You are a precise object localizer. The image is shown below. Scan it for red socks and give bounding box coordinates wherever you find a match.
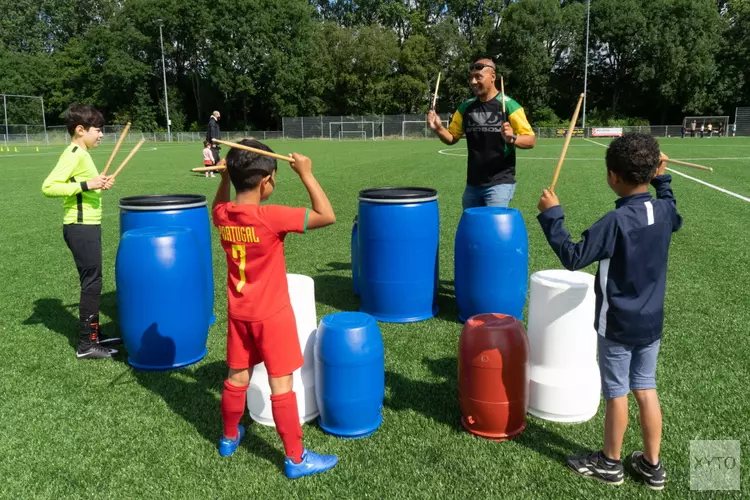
[221,380,248,439]
[271,391,304,463]
[221,383,304,462]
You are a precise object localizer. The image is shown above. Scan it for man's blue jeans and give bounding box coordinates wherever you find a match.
[461,183,517,209]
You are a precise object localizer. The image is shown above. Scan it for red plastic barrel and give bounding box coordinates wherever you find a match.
[459,313,529,441]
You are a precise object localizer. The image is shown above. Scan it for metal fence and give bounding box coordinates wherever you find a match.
[282,114,453,140]
[28,127,283,146]
[2,116,744,147]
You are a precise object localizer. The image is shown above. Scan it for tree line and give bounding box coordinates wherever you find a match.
[1,0,748,131]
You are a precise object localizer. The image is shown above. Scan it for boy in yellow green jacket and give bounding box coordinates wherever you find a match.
[42,104,120,359]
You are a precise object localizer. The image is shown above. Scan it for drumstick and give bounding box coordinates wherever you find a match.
[550,93,585,192]
[102,122,131,174]
[664,158,713,172]
[111,138,146,178]
[212,138,293,163]
[192,165,226,172]
[431,72,441,110]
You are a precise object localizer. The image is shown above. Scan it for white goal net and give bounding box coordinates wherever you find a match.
[683,115,729,137]
[1,94,48,146]
[328,121,377,140]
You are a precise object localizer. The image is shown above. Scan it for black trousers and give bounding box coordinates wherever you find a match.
[211,147,221,164]
[63,224,102,320]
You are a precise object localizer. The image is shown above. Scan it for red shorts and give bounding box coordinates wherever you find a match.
[204,160,215,166]
[226,305,303,376]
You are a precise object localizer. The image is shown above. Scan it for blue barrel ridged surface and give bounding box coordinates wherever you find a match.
[116,227,209,371]
[119,194,215,326]
[455,207,529,322]
[315,312,384,438]
[358,187,439,323]
[351,216,359,296]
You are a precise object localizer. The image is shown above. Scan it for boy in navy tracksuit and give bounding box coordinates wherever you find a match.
[537,133,682,490]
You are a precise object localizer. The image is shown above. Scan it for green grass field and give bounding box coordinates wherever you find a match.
[1,136,748,498]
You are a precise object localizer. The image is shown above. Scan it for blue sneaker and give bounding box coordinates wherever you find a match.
[218,425,245,457]
[284,449,338,479]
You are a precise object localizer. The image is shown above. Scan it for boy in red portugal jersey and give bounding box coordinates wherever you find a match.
[211,139,337,479]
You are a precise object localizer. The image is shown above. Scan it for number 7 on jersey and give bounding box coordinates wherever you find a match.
[231,244,247,292]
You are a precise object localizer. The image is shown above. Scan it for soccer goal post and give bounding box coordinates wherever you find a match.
[328,121,376,141]
[401,120,449,139]
[1,94,48,147]
[683,115,730,137]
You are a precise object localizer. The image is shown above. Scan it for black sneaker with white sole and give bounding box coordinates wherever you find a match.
[630,451,666,490]
[566,450,625,485]
[76,315,114,359]
[76,341,112,359]
[87,314,120,354]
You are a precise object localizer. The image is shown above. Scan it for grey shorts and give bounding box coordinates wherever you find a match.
[598,336,661,400]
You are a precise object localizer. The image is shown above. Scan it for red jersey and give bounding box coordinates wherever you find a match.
[213,202,308,321]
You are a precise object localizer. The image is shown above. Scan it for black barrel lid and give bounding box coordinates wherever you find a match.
[119,194,207,210]
[358,187,438,202]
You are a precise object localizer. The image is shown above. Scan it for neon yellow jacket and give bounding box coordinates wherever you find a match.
[42,143,102,224]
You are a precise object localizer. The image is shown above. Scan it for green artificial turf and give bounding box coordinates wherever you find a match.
[0,136,747,498]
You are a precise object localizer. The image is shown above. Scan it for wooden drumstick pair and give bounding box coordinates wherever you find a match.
[101,123,146,179]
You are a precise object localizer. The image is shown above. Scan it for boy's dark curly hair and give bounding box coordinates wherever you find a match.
[605,133,661,185]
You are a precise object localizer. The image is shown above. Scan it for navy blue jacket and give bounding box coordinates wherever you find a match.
[537,175,683,346]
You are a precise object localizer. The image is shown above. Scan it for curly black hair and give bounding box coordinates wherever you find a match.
[226,139,278,192]
[605,133,661,185]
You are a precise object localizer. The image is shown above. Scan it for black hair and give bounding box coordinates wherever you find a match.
[226,139,278,192]
[605,133,660,185]
[65,104,105,136]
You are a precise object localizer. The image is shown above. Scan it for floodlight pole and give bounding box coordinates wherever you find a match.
[2,94,8,148]
[157,20,172,142]
[41,96,48,145]
[582,0,591,130]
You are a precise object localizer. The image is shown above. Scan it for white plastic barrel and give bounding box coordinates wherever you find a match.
[246,274,319,426]
[526,270,600,423]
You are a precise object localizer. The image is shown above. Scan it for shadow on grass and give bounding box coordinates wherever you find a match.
[311,274,360,313]
[26,293,284,468]
[130,360,286,471]
[384,357,461,430]
[385,355,587,465]
[23,291,125,361]
[515,418,591,466]
[314,264,461,325]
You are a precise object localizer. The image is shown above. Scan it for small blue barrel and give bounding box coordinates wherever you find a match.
[455,207,529,322]
[358,187,439,322]
[116,227,209,370]
[119,195,215,326]
[351,216,359,296]
[315,312,384,438]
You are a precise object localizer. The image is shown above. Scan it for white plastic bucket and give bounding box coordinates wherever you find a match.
[246,274,319,426]
[527,270,601,423]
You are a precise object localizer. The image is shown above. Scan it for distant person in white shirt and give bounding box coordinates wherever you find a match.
[202,140,216,178]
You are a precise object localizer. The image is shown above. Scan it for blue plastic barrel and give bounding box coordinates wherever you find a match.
[116,227,209,370]
[315,312,384,438]
[119,195,215,326]
[358,187,439,322]
[351,216,359,296]
[455,207,529,322]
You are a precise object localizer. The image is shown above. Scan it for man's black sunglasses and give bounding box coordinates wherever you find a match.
[469,63,495,72]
